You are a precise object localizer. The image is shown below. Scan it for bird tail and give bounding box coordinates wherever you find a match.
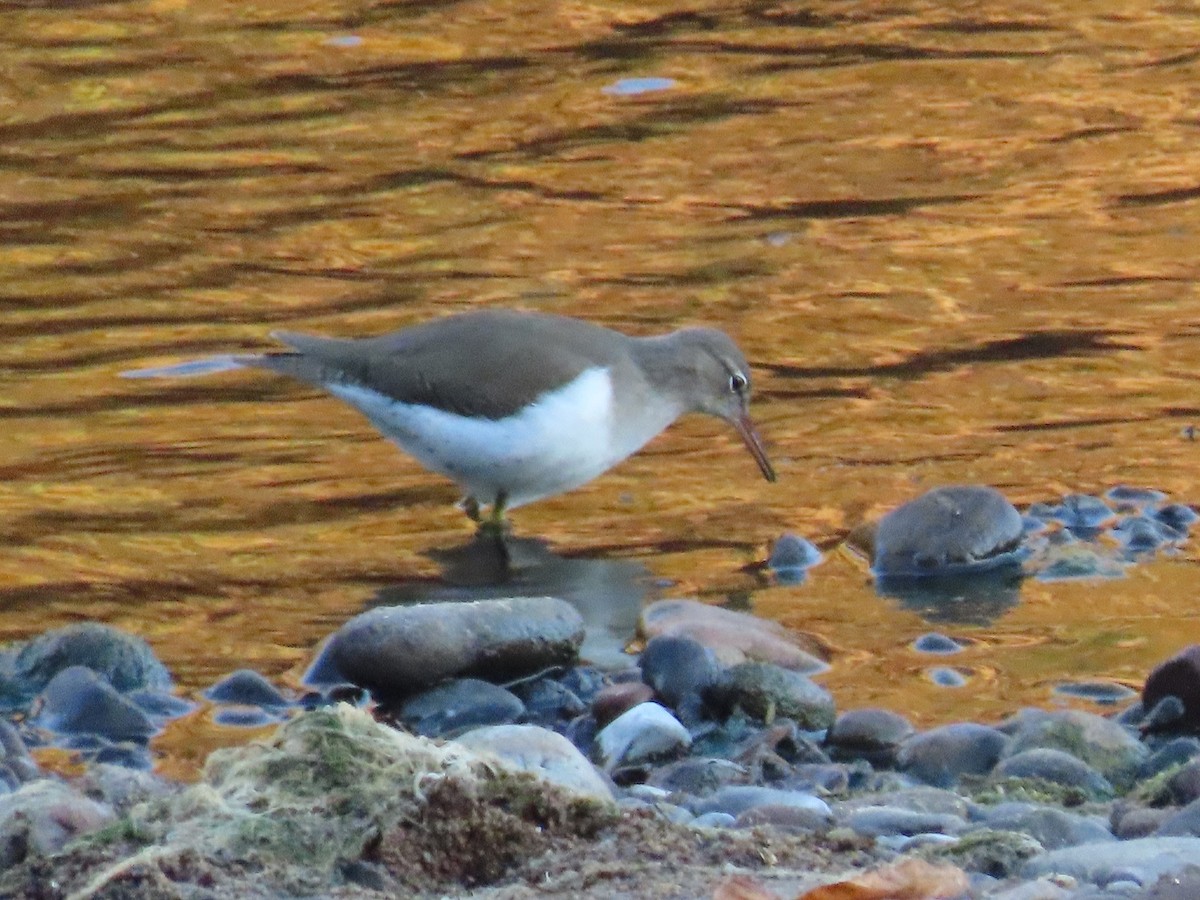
[122,343,335,388]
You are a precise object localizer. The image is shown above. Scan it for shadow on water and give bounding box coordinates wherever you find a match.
[374,533,655,669]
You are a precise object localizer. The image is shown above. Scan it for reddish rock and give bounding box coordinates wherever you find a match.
[593,682,655,728]
[638,599,829,673]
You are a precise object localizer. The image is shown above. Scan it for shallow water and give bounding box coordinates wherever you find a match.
[3,0,1200,772]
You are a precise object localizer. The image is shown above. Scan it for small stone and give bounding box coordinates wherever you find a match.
[639,634,721,710]
[1155,503,1198,534]
[928,667,968,687]
[693,785,831,821]
[645,757,747,795]
[826,708,915,766]
[213,706,281,728]
[897,723,1010,788]
[843,805,966,837]
[34,667,156,744]
[975,803,1113,851]
[1155,796,1200,837]
[1022,836,1200,884]
[992,749,1114,799]
[708,662,835,730]
[736,803,831,832]
[912,633,966,655]
[594,702,690,772]
[1105,486,1167,508]
[397,678,524,737]
[204,670,290,708]
[454,724,614,804]
[768,533,822,583]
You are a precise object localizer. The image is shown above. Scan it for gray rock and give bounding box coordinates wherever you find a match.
[34,666,156,744]
[1002,708,1148,791]
[0,780,116,869]
[933,828,1045,878]
[454,724,614,804]
[1022,836,1200,884]
[76,763,175,813]
[639,634,721,710]
[1140,864,1200,899]
[1155,796,1200,837]
[691,811,736,829]
[974,802,1114,850]
[646,757,747,795]
[843,804,966,837]
[836,785,976,818]
[825,708,915,765]
[0,623,171,711]
[897,722,1010,787]
[709,661,835,730]
[325,597,585,698]
[993,748,1115,798]
[873,485,1024,574]
[694,785,831,822]
[397,678,524,737]
[594,702,690,771]
[735,803,831,832]
[204,669,290,708]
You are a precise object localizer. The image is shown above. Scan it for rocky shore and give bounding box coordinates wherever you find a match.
[1,487,1198,899]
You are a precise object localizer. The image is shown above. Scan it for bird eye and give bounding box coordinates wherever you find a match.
[729,372,749,394]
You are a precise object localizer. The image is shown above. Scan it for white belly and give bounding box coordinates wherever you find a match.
[326,367,675,508]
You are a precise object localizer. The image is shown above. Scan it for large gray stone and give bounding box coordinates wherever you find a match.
[1001,708,1148,791]
[324,597,585,698]
[897,722,1010,787]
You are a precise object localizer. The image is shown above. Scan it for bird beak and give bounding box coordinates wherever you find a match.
[732,413,776,482]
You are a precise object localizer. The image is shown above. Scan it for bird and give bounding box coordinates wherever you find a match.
[124,309,776,527]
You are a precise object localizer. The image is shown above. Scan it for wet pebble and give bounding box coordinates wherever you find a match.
[397,678,524,737]
[322,597,585,700]
[1053,494,1115,533]
[645,756,747,795]
[872,485,1024,575]
[707,661,835,730]
[204,669,291,708]
[639,634,720,712]
[843,804,967,837]
[1112,515,1181,552]
[1154,796,1200,837]
[0,720,39,785]
[693,784,831,822]
[897,722,1010,787]
[1105,486,1167,509]
[993,748,1115,799]
[913,632,966,654]
[212,705,282,728]
[1036,547,1127,581]
[34,667,156,745]
[735,802,831,832]
[594,702,691,772]
[510,676,586,726]
[825,708,915,767]
[928,667,969,687]
[767,533,822,583]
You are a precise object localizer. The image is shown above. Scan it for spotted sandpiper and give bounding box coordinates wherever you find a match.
[125,309,776,526]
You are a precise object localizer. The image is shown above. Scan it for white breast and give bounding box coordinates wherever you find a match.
[325,367,678,508]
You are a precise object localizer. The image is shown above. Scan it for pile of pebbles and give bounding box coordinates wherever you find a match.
[0,485,1197,897]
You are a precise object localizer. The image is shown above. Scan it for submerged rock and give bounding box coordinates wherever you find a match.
[872,485,1025,576]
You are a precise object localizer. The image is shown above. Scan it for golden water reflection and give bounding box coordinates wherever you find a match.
[2,1,1200,770]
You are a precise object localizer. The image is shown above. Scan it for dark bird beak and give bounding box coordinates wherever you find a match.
[732,413,776,482]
